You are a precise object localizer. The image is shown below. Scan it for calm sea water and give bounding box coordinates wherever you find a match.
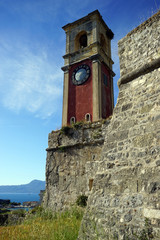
[0,193,40,204]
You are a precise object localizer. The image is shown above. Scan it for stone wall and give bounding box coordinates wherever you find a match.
[43,120,110,211]
[78,11,160,240]
[118,12,160,78]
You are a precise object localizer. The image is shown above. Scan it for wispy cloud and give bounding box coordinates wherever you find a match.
[0,38,63,119]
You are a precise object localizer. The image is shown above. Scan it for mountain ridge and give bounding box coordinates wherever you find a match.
[0,180,45,194]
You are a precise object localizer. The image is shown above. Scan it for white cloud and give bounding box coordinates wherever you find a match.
[0,39,63,119]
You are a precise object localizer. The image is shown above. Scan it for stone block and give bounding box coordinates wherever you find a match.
[133,134,154,147]
[144,209,160,220]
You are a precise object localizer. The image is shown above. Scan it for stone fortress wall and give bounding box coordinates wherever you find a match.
[43,11,160,239]
[43,120,110,211]
[78,11,160,239]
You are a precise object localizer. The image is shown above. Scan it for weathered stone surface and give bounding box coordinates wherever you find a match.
[78,11,160,240]
[43,121,110,211]
[118,11,160,78]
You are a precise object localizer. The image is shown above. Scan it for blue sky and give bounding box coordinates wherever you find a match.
[0,0,159,185]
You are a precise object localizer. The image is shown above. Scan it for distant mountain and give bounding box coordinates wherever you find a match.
[0,180,45,194]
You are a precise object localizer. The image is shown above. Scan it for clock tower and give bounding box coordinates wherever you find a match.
[62,10,115,126]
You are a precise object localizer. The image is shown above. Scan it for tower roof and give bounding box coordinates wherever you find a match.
[62,10,114,39]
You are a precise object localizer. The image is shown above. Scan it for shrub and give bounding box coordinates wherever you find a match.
[10,202,21,206]
[30,205,43,215]
[11,209,26,217]
[60,126,73,136]
[76,195,88,207]
[58,146,65,152]
[73,121,83,129]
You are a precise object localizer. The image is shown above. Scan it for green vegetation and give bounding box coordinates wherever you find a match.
[10,202,21,206]
[58,145,66,152]
[60,118,112,136]
[1,207,159,240]
[73,121,84,129]
[60,125,73,136]
[92,129,102,139]
[60,118,111,136]
[0,206,84,240]
[0,209,10,215]
[60,121,84,136]
[11,209,26,218]
[76,195,88,207]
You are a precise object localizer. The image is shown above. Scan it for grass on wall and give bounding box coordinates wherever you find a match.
[0,206,84,240]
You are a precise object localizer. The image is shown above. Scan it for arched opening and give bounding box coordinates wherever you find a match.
[85,113,91,122]
[75,31,88,51]
[79,34,87,48]
[70,117,75,125]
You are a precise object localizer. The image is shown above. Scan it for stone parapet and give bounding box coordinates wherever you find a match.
[47,120,110,150]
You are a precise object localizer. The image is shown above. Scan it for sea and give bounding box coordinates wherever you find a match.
[0,193,40,204]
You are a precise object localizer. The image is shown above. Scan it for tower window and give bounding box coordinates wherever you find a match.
[75,31,88,51]
[103,73,108,87]
[85,113,91,122]
[70,117,75,125]
[79,34,87,48]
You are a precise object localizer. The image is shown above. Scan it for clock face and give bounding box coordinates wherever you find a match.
[72,64,90,85]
